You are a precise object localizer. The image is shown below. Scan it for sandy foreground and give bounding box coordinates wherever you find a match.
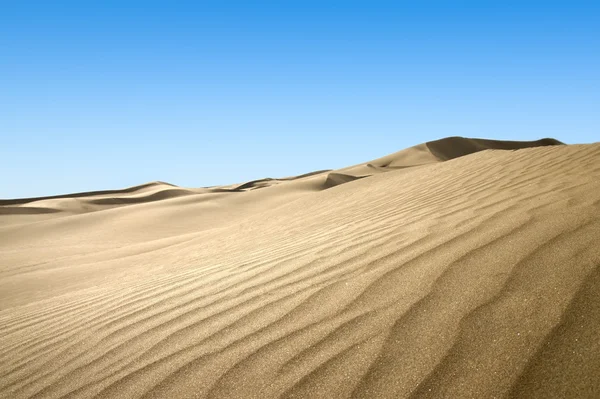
[1,136,599,398]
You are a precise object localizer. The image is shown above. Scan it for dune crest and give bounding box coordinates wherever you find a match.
[2,136,599,399]
[425,136,563,161]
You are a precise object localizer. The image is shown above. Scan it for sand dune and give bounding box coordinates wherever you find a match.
[0,182,199,227]
[0,181,179,207]
[323,173,367,189]
[1,136,599,398]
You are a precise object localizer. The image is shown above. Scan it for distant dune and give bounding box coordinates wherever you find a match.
[2,136,600,399]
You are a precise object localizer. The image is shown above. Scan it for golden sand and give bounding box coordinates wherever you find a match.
[1,137,599,398]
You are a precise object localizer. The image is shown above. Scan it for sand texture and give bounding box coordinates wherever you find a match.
[1,136,600,398]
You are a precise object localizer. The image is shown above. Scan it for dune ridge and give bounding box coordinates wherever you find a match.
[0,137,563,222]
[0,181,177,206]
[1,137,599,399]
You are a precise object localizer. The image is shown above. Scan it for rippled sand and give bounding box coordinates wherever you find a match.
[1,137,599,398]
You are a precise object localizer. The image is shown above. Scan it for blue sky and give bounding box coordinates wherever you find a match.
[2,1,599,198]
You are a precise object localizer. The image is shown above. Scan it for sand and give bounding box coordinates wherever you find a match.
[1,136,599,398]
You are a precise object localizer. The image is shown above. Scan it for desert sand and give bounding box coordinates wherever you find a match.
[1,136,599,398]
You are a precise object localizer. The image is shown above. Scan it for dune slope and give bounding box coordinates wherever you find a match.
[1,137,599,399]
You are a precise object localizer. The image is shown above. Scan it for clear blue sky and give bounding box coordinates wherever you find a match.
[2,1,599,198]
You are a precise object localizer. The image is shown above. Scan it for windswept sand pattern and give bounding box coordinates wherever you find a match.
[1,139,600,398]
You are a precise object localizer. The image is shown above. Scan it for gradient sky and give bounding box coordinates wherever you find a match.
[2,1,599,198]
